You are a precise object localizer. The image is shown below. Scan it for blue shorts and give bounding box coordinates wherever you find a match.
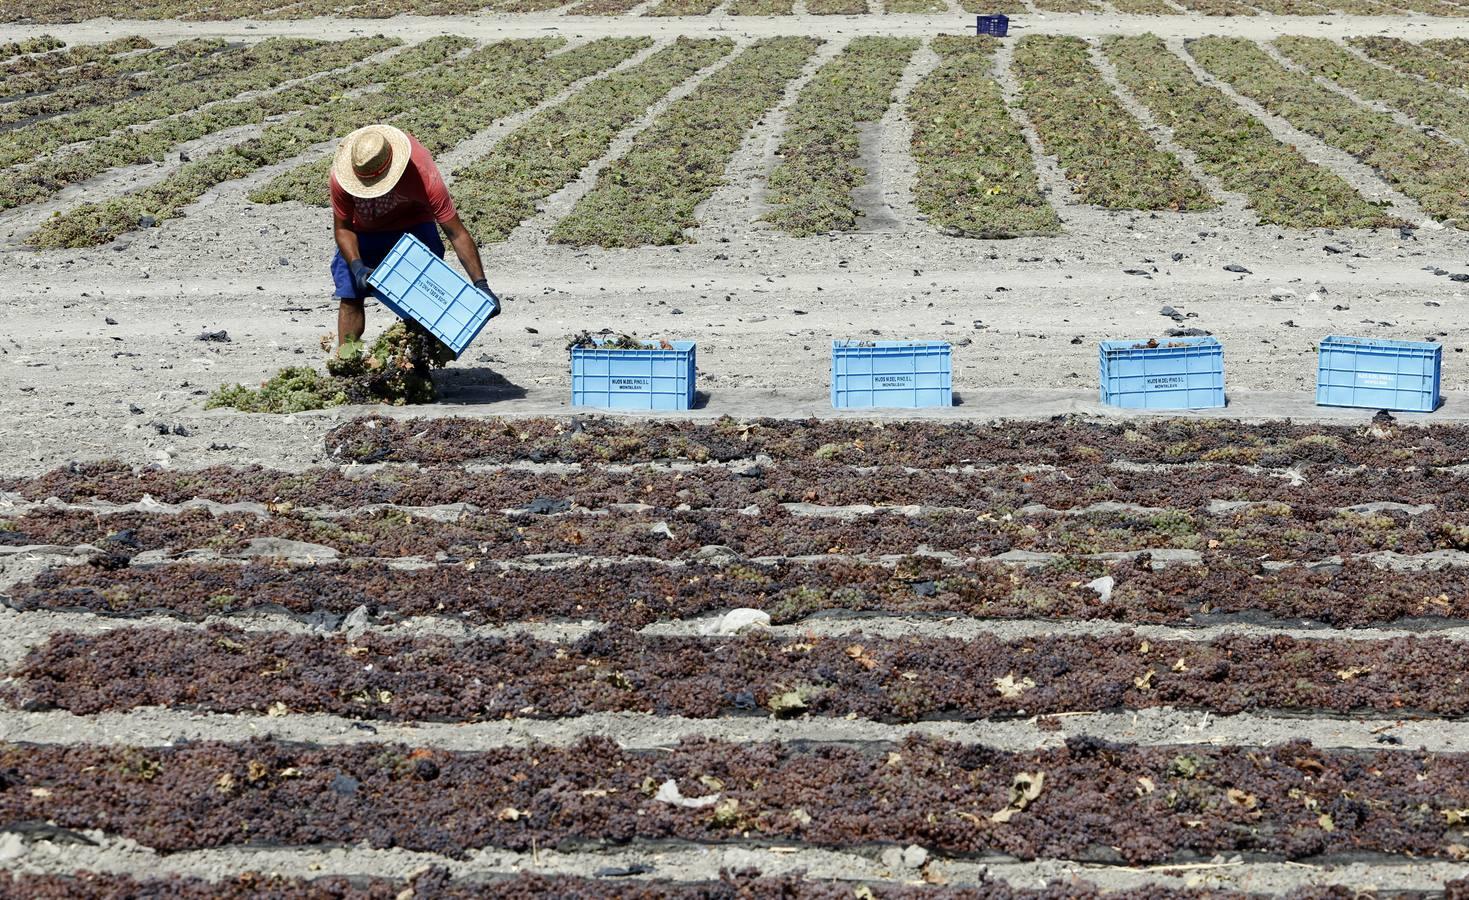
[331,221,445,301]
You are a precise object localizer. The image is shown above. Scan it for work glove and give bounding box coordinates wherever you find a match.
[474,278,501,320]
[349,259,374,296]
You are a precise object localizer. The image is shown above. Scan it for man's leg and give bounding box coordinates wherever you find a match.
[338,297,366,346]
[329,247,363,348]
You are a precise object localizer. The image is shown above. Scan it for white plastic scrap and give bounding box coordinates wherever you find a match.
[653,779,720,808]
[707,608,771,636]
[1085,576,1114,604]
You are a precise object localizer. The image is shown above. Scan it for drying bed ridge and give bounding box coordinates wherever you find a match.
[0,36,360,171]
[0,36,402,213]
[16,550,1469,629]
[907,35,1060,238]
[451,37,734,243]
[321,415,1469,468]
[1187,35,1469,228]
[12,625,1469,721]
[246,36,653,208]
[11,457,1469,513]
[5,736,1469,865]
[13,34,1469,245]
[0,37,230,129]
[9,499,1469,560]
[1013,34,1213,212]
[2,868,1465,897]
[28,37,595,248]
[16,0,1469,16]
[1101,35,1396,228]
[550,36,820,247]
[764,35,919,235]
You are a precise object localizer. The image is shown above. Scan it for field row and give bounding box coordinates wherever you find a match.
[13,550,1469,627]
[8,499,1469,559]
[8,871,1403,900]
[9,0,1469,19]
[2,736,1468,865]
[12,33,1469,247]
[14,624,1469,720]
[321,415,1469,467]
[12,456,1469,512]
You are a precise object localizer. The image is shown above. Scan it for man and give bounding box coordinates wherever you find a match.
[329,123,498,347]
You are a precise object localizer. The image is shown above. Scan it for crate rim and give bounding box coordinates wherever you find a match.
[1319,334,1442,352]
[1099,336,1222,352]
[832,339,951,351]
[571,339,696,353]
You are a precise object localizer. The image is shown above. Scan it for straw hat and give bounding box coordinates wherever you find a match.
[333,124,412,200]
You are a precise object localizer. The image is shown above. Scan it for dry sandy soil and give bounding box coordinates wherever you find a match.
[2,13,1469,474]
[4,11,1469,897]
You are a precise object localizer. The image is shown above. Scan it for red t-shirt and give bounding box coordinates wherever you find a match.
[329,133,457,233]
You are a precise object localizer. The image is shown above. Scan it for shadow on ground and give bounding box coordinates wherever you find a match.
[433,367,529,404]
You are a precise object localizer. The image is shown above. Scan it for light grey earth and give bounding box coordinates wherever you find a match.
[2,10,1469,893]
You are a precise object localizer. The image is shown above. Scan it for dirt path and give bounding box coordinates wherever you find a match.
[8,10,1469,43]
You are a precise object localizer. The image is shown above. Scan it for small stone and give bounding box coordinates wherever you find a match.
[1324,244,1346,254]
[138,215,157,228]
[105,316,118,325]
[197,330,230,343]
[1171,252,1184,262]
[304,610,343,632]
[330,774,359,796]
[593,865,654,878]
[341,604,371,636]
[1451,274,1469,283]
[902,844,929,869]
[1223,264,1251,274]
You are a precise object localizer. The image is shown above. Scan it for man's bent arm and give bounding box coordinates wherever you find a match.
[334,217,362,264]
[441,214,486,284]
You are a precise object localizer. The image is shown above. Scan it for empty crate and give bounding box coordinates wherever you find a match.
[831,340,953,409]
[975,14,1008,36]
[1316,336,1441,413]
[571,340,696,411]
[366,233,499,358]
[1099,337,1225,410]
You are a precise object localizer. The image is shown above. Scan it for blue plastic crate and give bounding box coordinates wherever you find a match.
[571,340,696,411]
[1099,337,1225,410]
[1316,335,1441,413]
[975,14,1008,36]
[365,233,499,359]
[831,340,953,409]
